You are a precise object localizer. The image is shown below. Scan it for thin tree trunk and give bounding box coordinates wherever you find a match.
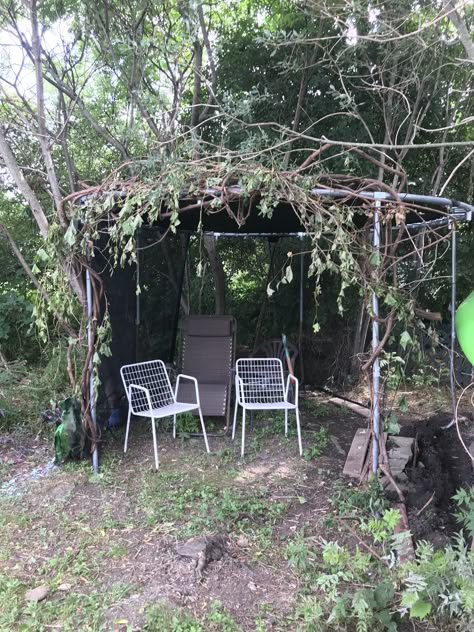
[282,48,317,170]
[0,126,49,238]
[443,0,474,62]
[31,0,67,226]
[191,40,203,128]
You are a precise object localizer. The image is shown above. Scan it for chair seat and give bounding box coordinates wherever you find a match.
[133,401,198,419]
[241,401,296,410]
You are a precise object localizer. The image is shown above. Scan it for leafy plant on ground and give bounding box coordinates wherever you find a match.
[301,399,350,418]
[138,472,287,537]
[303,426,329,461]
[144,600,241,632]
[284,480,474,631]
[453,486,474,540]
[328,477,388,520]
[0,573,133,631]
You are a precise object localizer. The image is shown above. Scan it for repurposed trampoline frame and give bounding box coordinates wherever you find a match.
[86,188,474,473]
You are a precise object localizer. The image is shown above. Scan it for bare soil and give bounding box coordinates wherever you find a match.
[398,414,474,547]
[1,390,473,631]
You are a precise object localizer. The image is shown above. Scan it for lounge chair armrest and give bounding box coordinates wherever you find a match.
[175,373,200,406]
[285,374,299,406]
[128,383,153,413]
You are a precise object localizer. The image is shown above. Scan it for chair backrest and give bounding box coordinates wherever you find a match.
[120,360,174,414]
[181,316,235,384]
[236,358,285,404]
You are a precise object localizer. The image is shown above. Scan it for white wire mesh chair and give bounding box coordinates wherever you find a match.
[232,358,303,458]
[120,359,210,469]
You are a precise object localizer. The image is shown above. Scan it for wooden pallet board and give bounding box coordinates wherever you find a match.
[393,502,416,562]
[343,428,371,478]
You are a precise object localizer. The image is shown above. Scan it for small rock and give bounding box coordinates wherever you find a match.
[177,536,208,558]
[237,536,249,548]
[25,585,49,602]
[58,583,71,592]
[49,482,75,503]
[248,581,257,592]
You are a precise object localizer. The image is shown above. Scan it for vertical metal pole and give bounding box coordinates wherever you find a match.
[135,231,140,361]
[298,239,305,385]
[371,195,382,474]
[450,221,457,421]
[86,269,99,474]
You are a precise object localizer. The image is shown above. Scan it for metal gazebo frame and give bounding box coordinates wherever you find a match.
[86,187,474,474]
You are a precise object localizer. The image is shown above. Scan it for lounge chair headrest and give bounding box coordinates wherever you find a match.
[184,316,234,337]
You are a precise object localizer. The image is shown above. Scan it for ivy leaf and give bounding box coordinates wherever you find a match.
[398,395,409,412]
[400,331,412,350]
[384,293,397,306]
[369,251,382,268]
[37,248,49,262]
[64,222,77,246]
[410,600,431,619]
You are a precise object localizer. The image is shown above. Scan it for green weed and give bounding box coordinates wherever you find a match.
[301,399,349,418]
[138,473,287,538]
[303,426,329,460]
[144,600,241,631]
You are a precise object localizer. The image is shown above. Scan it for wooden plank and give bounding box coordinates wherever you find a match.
[393,502,416,563]
[343,428,371,478]
[329,397,370,418]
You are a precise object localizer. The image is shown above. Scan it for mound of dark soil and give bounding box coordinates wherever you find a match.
[398,415,474,547]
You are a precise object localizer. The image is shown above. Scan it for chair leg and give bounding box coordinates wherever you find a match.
[151,417,159,470]
[241,408,246,458]
[232,398,239,441]
[295,408,303,457]
[173,414,177,439]
[284,409,288,436]
[124,407,132,454]
[198,407,210,453]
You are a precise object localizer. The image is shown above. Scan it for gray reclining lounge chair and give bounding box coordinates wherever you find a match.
[177,315,236,426]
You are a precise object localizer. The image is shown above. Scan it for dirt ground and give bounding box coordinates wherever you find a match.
[0,389,473,631]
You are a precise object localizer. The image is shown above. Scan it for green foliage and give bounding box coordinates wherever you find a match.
[329,477,388,519]
[284,531,316,573]
[145,602,205,632]
[0,343,74,431]
[303,426,329,461]
[0,289,35,360]
[453,486,474,540]
[138,472,287,536]
[163,412,200,437]
[301,399,350,418]
[400,536,474,625]
[144,600,241,632]
[0,572,132,631]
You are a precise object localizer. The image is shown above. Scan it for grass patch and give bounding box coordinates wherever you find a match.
[144,600,242,631]
[0,573,134,631]
[138,471,288,537]
[301,398,350,418]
